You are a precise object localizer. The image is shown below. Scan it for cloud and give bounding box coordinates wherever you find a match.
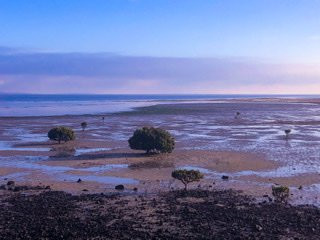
[0,47,320,93]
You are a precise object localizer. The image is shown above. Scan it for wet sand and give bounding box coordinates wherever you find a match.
[1,97,320,205]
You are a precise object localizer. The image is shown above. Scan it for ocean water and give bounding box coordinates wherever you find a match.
[0,93,319,117]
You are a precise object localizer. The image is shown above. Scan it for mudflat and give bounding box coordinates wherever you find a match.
[1,98,320,205]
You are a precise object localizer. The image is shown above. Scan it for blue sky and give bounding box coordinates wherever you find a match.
[0,0,320,93]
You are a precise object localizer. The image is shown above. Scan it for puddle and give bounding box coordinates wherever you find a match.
[0,157,128,173]
[75,148,112,156]
[4,128,47,142]
[0,156,136,185]
[178,164,320,182]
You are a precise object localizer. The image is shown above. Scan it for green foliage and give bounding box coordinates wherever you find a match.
[48,126,75,144]
[272,185,290,203]
[171,169,204,190]
[128,127,175,153]
[81,122,88,131]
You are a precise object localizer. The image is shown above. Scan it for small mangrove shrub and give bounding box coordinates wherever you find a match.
[272,185,290,203]
[284,129,291,139]
[48,126,75,144]
[128,127,175,154]
[81,122,88,131]
[171,169,204,190]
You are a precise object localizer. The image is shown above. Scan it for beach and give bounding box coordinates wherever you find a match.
[1,97,320,206]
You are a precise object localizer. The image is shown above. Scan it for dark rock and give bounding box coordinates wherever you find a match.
[77,178,82,183]
[133,187,138,192]
[7,181,15,186]
[298,185,303,190]
[82,189,88,192]
[0,188,319,239]
[221,175,229,180]
[115,185,124,190]
[255,225,263,231]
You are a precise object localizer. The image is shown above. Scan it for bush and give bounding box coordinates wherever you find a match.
[272,185,289,203]
[128,127,175,154]
[171,169,204,190]
[284,129,291,139]
[81,122,87,131]
[48,126,75,144]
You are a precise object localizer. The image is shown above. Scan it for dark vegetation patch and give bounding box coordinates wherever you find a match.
[0,189,319,239]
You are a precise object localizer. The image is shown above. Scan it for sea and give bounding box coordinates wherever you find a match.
[0,93,319,117]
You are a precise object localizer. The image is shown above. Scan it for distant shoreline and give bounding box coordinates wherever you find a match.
[1,96,320,118]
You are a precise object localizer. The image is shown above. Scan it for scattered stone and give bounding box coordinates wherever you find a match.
[298,185,303,190]
[215,203,225,207]
[45,186,51,190]
[255,225,263,231]
[77,178,82,183]
[7,181,15,186]
[133,187,138,192]
[221,175,229,180]
[115,185,124,190]
[82,189,88,192]
[6,181,15,190]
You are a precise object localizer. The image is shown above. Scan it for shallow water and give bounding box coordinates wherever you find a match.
[1,100,320,201]
[0,156,135,185]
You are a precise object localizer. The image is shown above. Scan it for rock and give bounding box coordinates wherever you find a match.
[6,181,15,190]
[115,185,124,190]
[221,175,229,180]
[133,187,138,192]
[298,185,303,190]
[82,189,88,192]
[215,204,225,207]
[77,178,82,183]
[7,181,15,186]
[255,225,263,231]
[45,186,51,190]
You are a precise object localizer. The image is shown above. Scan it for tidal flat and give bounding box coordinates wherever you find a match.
[1,98,320,239]
[1,98,320,204]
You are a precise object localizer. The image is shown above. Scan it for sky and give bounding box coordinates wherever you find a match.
[0,0,320,94]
